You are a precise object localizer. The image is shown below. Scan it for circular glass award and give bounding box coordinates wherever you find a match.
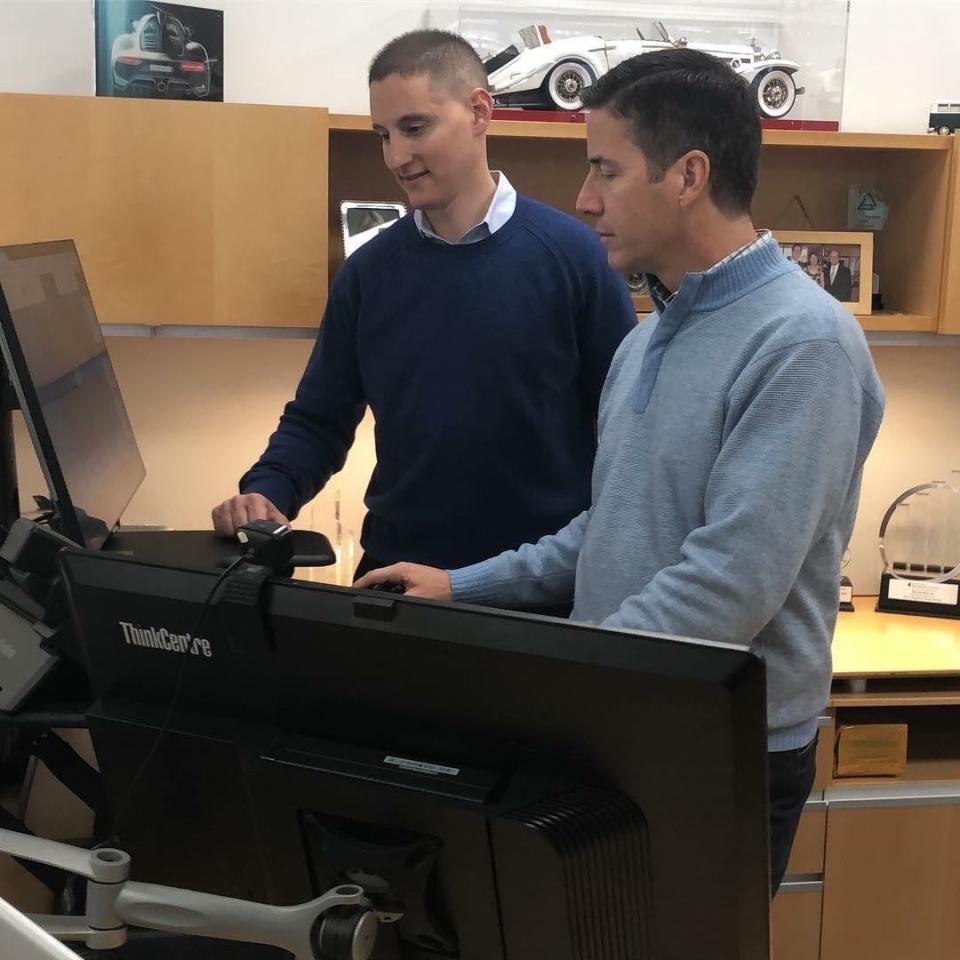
[878,472,960,584]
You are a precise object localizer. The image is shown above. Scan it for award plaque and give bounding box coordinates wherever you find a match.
[877,474,960,618]
[839,548,854,612]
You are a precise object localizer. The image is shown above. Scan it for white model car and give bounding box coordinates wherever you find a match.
[485,22,803,119]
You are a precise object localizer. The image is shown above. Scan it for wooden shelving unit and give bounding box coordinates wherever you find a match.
[3,98,950,334]
[330,114,954,150]
[329,116,960,335]
[857,311,938,332]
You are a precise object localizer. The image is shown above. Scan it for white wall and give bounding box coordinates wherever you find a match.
[224,0,430,110]
[841,0,960,133]
[12,334,958,596]
[847,347,960,594]
[0,0,93,95]
[4,0,960,130]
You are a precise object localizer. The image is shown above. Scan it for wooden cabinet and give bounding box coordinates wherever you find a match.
[941,142,960,335]
[0,94,329,327]
[815,650,960,960]
[785,804,827,876]
[820,793,960,960]
[2,97,956,332]
[755,133,953,333]
[330,116,958,334]
[773,599,960,960]
[771,798,827,960]
[772,883,823,960]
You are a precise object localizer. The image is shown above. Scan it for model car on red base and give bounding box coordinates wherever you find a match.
[486,21,803,119]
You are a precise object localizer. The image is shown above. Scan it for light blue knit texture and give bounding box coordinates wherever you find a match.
[450,234,885,751]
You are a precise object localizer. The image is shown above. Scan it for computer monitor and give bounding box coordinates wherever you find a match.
[61,548,770,960]
[0,240,145,549]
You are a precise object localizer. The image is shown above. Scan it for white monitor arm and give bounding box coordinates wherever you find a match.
[0,827,401,960]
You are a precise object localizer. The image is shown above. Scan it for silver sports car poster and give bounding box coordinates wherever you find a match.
[95,1,224,102]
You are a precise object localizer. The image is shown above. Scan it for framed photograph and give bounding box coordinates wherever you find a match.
[774,230,874,315]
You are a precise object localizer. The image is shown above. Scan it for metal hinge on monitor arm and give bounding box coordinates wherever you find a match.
[0,828,402,960]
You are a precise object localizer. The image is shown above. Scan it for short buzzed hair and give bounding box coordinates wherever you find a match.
[368,29,489,94]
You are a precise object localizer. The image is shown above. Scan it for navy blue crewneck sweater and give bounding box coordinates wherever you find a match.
[240,196,636,568]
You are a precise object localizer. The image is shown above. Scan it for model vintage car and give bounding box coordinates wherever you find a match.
[486,21,803,119]
[111,10,212,99]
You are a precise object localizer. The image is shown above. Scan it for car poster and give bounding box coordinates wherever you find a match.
[95,1,223,102]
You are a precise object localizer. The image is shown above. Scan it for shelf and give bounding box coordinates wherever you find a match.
[329,114,589,139]
[857,311,938,332]
[329,113,373,131]
[329,114,957,337]
[761,130,953,150]
[829,764,960,788]
[834,765,960,787]
[832,688,960,708]
[329,115,955,152]
[489,119,590,140]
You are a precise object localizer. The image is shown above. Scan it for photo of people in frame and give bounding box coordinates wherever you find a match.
[782,241,861,304]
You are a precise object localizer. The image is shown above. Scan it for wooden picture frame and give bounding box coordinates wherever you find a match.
[773,230,874,315]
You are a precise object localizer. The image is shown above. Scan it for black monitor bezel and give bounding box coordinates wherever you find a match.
[60,547,772,958]
[0,239,144,548]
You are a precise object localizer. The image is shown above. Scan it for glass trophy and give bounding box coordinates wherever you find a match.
[876,473,960,617]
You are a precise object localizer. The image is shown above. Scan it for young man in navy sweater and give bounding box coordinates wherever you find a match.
[211,31,635,597]
[357,49,885,893]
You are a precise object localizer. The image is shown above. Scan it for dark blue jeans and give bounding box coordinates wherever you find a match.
[769,733,819,895]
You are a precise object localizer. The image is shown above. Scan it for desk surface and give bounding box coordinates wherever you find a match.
[833,598,960,677]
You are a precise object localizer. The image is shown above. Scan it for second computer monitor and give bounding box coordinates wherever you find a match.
[0,240,145,548]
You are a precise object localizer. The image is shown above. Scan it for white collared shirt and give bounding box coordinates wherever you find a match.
[414,170,517,244]
[829,262,839,283]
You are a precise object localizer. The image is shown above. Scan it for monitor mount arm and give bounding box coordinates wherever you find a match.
[0,828,401,960]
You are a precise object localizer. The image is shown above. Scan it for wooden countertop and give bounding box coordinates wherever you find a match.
[833,598,960,677]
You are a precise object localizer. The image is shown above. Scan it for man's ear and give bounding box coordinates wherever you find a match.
[468,87,494,133]
[676,150,711,208]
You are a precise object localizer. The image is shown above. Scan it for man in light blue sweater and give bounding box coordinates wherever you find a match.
[357,49,885,892]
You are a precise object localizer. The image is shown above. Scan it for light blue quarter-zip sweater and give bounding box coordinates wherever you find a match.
[450,234,885,751]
